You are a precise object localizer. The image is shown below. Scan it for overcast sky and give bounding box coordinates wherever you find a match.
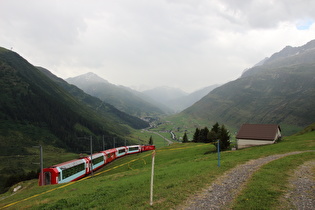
[1,0,314,92]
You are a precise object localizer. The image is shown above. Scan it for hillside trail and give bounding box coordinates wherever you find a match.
[280,159,315,209]
[177,150,314,210]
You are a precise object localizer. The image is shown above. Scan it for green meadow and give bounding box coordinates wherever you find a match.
[0,129,314,209]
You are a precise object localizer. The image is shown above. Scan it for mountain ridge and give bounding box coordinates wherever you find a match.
[66,73,167,117]
[181,40,315,135]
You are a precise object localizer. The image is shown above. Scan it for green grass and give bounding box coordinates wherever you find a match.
[0,130,314,209]
[130,129,173,149]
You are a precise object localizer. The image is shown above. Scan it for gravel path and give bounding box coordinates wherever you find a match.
[281,159,315,209]
[177,151,314,210]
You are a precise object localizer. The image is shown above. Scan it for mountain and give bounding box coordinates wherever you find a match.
[38,67,149,130]
[0,47,148,156]
[142,86,188,104]
[66,72,109,86]
[142,85,220,113]
[166,85,220,112]
[142,86,188,113]
[182,40,315,135]
[66,73,167,117]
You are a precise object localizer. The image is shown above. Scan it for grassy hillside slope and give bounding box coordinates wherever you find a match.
[1,125,314,209]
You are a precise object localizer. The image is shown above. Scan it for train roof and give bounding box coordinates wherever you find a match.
[86,152,104,160]
[52,158,86,169]
[128,145,141,147]
[102,148,117,153]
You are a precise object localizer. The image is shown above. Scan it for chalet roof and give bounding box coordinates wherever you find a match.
[236,124,281,141]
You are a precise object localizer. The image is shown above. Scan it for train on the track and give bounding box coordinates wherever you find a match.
[39,145,155,186]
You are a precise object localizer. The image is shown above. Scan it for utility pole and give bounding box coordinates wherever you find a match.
[33,145,44,186]
[217,139,220,167]
[78,136,93,176]
[102,135,105,151]
[90,136,93,175]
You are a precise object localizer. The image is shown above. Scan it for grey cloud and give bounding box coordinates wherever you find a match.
[220,0,315,29]
[0,0,314,92]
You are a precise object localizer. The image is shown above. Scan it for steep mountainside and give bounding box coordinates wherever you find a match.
[0,47,148,155]
[182,40,315,135]
[38,67,149,130]
[66,73,166,117]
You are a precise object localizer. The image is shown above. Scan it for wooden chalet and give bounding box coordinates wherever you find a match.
[236,124,281,149]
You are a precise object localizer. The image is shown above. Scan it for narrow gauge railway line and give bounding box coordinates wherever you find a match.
[39,145,155,186]
[0,150,156,210]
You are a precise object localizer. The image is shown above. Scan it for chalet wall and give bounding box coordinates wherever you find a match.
[237,139,275,149]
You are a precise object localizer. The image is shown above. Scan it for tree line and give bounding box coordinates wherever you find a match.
[182,122,230,151]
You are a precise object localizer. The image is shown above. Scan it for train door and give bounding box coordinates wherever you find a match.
[44,172,51,185]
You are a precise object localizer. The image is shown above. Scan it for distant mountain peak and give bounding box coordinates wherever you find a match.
[266,39,315,63]
[242,39,315,78]
[67,72,109,84]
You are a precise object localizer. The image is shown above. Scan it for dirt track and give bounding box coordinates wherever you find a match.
[177,151,314,210]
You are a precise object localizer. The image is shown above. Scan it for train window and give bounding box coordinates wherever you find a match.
[128,147,139,151]
[118,149,125,154]
[107,154,111,159]
[92,156,104,165]
[62,163,85,180]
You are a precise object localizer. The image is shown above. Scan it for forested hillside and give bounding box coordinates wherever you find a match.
[0,47,148,154]
[38,67,149,130]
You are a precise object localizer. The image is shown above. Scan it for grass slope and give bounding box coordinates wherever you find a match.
[0,128,314,209]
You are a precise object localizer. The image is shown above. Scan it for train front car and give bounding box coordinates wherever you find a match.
[39,167,59,186]
[39,158,89,185]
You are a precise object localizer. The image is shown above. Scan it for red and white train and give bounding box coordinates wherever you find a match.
[39,145,155,186]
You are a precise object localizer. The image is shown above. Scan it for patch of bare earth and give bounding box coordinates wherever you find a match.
[279,160,315,209]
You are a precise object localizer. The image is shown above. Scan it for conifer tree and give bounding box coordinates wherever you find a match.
[193,128,200,142]
[219,125,230,150]
[149,136,153,145]
[200,127,209,143]
[182,132,188,143]
[208,122,220,143]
